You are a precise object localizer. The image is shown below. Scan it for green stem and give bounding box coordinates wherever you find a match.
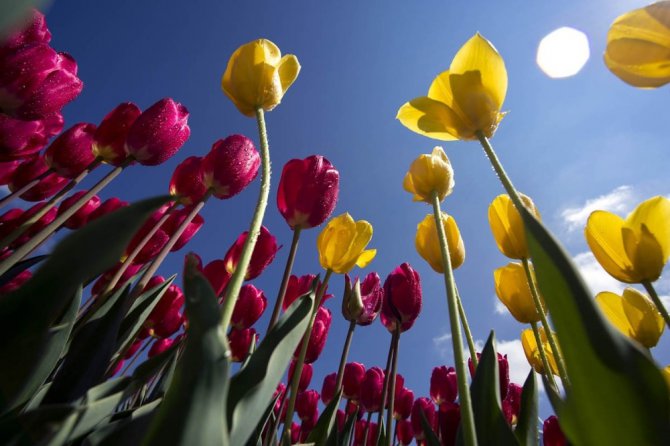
[531,321,559,392]
[375,329,396,445]
[362,412,372,446]
[431,190,478,446]
[385,327,400,446]
[0,163,127,276]
[121,337,151,376]
[643,281,670,328]
[476,132,526,214]
[220,107,272,333]
[456,287,478,368]
[522,258,570,388]
[335,320,357,392]
[267,226,302,331]
[281,269,333,442]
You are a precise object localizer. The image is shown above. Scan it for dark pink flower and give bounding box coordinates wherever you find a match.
[439,401,460,446]
[354,419,377,446]
[1,9,51,53]
[57,190,101,230]
[343,362,366,400]
[430,366,458,405]
[288,361,313,392]
[123,204,171,263]
[169,156,207,205]
[0,114,48,160]
[228,327,257,362]
[148,337,174,358]
[152,308,184,338]
[321,372,337,405]
[397,419,414,446]
[360,367,385,413]
[296,389,319,422]
[202,134,260,199]
[92,102,141,166]
[9,155,67,201]
[543,415,567,446]
[283,274,333,310]
[0,269,31,294]
[223,225,279,280]
[272,382,286,415]
[124,339,144,359]
[343,272,383,325]
[91,262,142,297]
[502,382,522,425]
[411,397,436,441]
[231,284,267,329]
[87,197,129,221]
[44,122,97,177]
[163,206,204,252]
[302,306,331,364]
[380,263,422,333]
[394,387,414,420]
[0,208,23,240]
[10,202,57,249]
[0,160,19,184]
[201,259,231,297]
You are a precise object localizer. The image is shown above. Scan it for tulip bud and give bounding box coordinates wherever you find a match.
[124,339,144,359]
[357,272,383,325]
[317,213,376,274]
[521,327,559,375]
[321,372,337,405]
[57,190,101,229]
[148,337,174,358]
[0,269,31,294]
[44,122,97,178]
[169,156,207,205]
[543,415,567,446]
[152,308,184,338]
[224,225,279,280]
[430,366,458,405]
[229,327,257,362]
[411,397,436,441]
[502,382,522,425]
[296,389,319,421]
[0,114,47,161]
[9,155,67,201]
[342,274,364,321]
[439,401,460,446]
[125,98,190,166]
[494,262,542,324]
[283,274,332,310]
[221,39,300,116]
[394,387,414,420]
[342,362,366,400]
[230,284,267,329]
[87,197,129,221]
[163,206,204,251]
[403,146,454,203]
[92,102,141,166]
[288,361,313,392]
[201,259,231,297]
[360,367,385,412]
[397,419,414,446]
[381,263,422,333]
[289,422,300,444]
[11,203,57,248]
[147,283,185,325]
[488,193,541,260]
[0,208,23,240]
[354,419,378,446]
[301,306,331,364]
[0,161,19,184]
[202,134,260,199]
[277,155,339,229]
[415,212,465,273]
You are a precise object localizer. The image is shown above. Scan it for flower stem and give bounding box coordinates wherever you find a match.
[643,281,670,328]
[0,163,127,276]
[522,258,570,388]
[375,328,396,445]
[220,107,272,333]
[335,320,357,392]
[531,321,559,392]
[431,190,478,446]
[456,286,478,368]
[385,326,400,446]
[281,269,332,443]
[121,337,151,376]
[362,412,372,446]
[0,169,51,210]
[476,132,526,213]
[267,226,302,332]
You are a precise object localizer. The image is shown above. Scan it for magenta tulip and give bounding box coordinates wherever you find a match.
[44,122,96,177]
[231,284,267,329]
[92,102,142,166]
[321,372,337,405]
[543,415,567,446]
[380,263,422,333]
[288,361,313,392]
[169,156,207,205]
[87,197,129,221]
[202,134,260,199]
[9,155,67,201]
[148,338,174,358]
[430,366,458,405]
[360,367,385,413]
[228,327,257,362]
[411,397,436,441]
[57,190,101,229]
[343,362,366,400]
[223,225,278,280]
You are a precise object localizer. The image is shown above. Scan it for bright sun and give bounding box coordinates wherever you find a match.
[537,27,590,78]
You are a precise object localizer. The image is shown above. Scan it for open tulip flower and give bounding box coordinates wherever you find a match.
[317,213,376,274]
[488,193,541,260]
[222,39,300,117]
[596,288,664,348]
[403,146,454,203]
[585,196,670,284]
[415,212,465,273]
[397,33,507,141]
[605,1,670,88]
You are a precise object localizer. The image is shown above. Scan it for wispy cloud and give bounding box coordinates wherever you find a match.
[560,185,634,232]
[494,299,508,315]
[572,251,625,295]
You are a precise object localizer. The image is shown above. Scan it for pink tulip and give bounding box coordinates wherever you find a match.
[148,337,174,358]
[302,306,331,364]
[380,263,422,333]
[57,190,101,229]
[411,397,436,441]
[296,389,319,421]
[439,401,460,446]
[202,134,260,199]
[343,362,366,400]
[321,372,337,405]
[169,156,207,205]
[9,155,67,201]
[288,361,313,392]
[87,197,129,221]
[163,205,204,251]
[394,387,414,420]
[92,102,141,166]
[543,415,567,446]
[430,366,458,405]
[45,122,97,177]
[223,225,279,280]
[231,284,267,329]
[228,327,257,362]
[360,367,385,413]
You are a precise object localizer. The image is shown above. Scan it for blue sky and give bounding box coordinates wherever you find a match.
[40,0,670,423]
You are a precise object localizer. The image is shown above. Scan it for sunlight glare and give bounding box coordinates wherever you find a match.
[537,27,590,78]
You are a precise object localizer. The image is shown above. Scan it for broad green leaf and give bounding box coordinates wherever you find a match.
[125,339,181,404]
[306,389,342,445]
[0,0,48,39]
[243,395,279,446]
[141,256,230,446]
[418,407,440,446]
[335,406,357,446]
[227,288,315,446]
[82,400,160,446]
[522,208,670,445]
[470,332,518,446]
[514,371,538,446]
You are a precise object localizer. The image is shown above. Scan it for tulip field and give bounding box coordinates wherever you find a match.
[0,1,669,445]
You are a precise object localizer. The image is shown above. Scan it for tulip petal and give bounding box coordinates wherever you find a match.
[626,196,670,261]
[356,249,377,269]
[622,225,665,282]
[585,211,636,283]
[428,70,458,109]
[449,71,503,138]
[604,50,670,88]
[396,97,464,141]
[596,291,634,337]
[278,54,301,94]
[621,288,664,348]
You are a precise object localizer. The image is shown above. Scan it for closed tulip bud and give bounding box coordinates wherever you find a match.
[0,269,31,294]
[163,206,204,252]
[289,422,300,444]
[92,102,141,166]
[296,389,320,421]
[381,263,422,333]
[0,114,48,160]
[45,122,97,177]
[42,112,64,138]
[411,397,436,441]
[415,212,465,273]
[222,39,300,116]
[488,194,541,260]
[586,196,670,283]
[169,156,207,205]
[342,274,364,321]
[9,155,67,201]
[124,204,171,262]
[224,225,279,280]
[343,362,366,399]
[277,155,339,229]
[317,213,376,274]
[403,147,454,203]
[148,337,174,358]
[357,272,383,325]
[202,135,260,199]
[321,372,337,405]
[394,387,414,420]
[430,366,458,404]
[148,283,185,324]
[302,306,331,363]
[502,382,522,425]
[543,415,567,446]
[288,361,313,392]
[0,161,19,184]
[87,197,129,221]
[57,190,101,229]
[125,98,190,166]
[521,327,559,375]
[124,339,144,359]
[360,367,385,412]
[596,287,664,348]
[397,419,414,445]
[283,274,332,310]
[231,284,267,329]
[2,9,51,51]
[228,327,257,362]
[201,259,231,297]
[439,401,460,446]
[494,262,542,324]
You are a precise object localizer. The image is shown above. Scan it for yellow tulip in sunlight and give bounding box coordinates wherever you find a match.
[403,146,454,203]
[415,212,465,273]
[521,328,558,375]
[494,262,541,324]
[585,196,670,283]
[605,1,670,88]
[663,366,670,391]
[222,39,301,116]
[397,33,507,141]
[596,288,664,348]
[317,213,376,274]
[488,193,541,260]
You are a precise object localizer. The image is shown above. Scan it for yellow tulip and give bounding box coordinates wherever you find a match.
[222,39,300,117]
[488,194,541,260]
[403,146,454,203]
[415,212,465,273]
[494,262,541,324]
[663,366,670,391]
[596,288,664,348]
[521,328,558,375]
[585,196,670,283]
[317,213,376,274]
[397,33,507,141]
[605,2,670,88]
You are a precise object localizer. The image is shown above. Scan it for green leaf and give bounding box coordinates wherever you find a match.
[141,255,230,446]
[306,389,342,445]
[0,255,46,287]
[418,407,440,446]
[0,0,48,39]
[126,339,181,404]
[522,209,670,445]
[82,400,160,446]
[514,371,538,446]
[469,332,518,446]
[335,406,357,446]
[227,288,315,446]
[375,417,385,446]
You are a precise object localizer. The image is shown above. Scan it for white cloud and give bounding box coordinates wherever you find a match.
[560,185,634,232]
[496,339,531,386]
[572,251,625,295]
[494,298,508,315]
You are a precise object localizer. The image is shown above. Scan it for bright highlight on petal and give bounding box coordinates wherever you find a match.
[536,27,590,78]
